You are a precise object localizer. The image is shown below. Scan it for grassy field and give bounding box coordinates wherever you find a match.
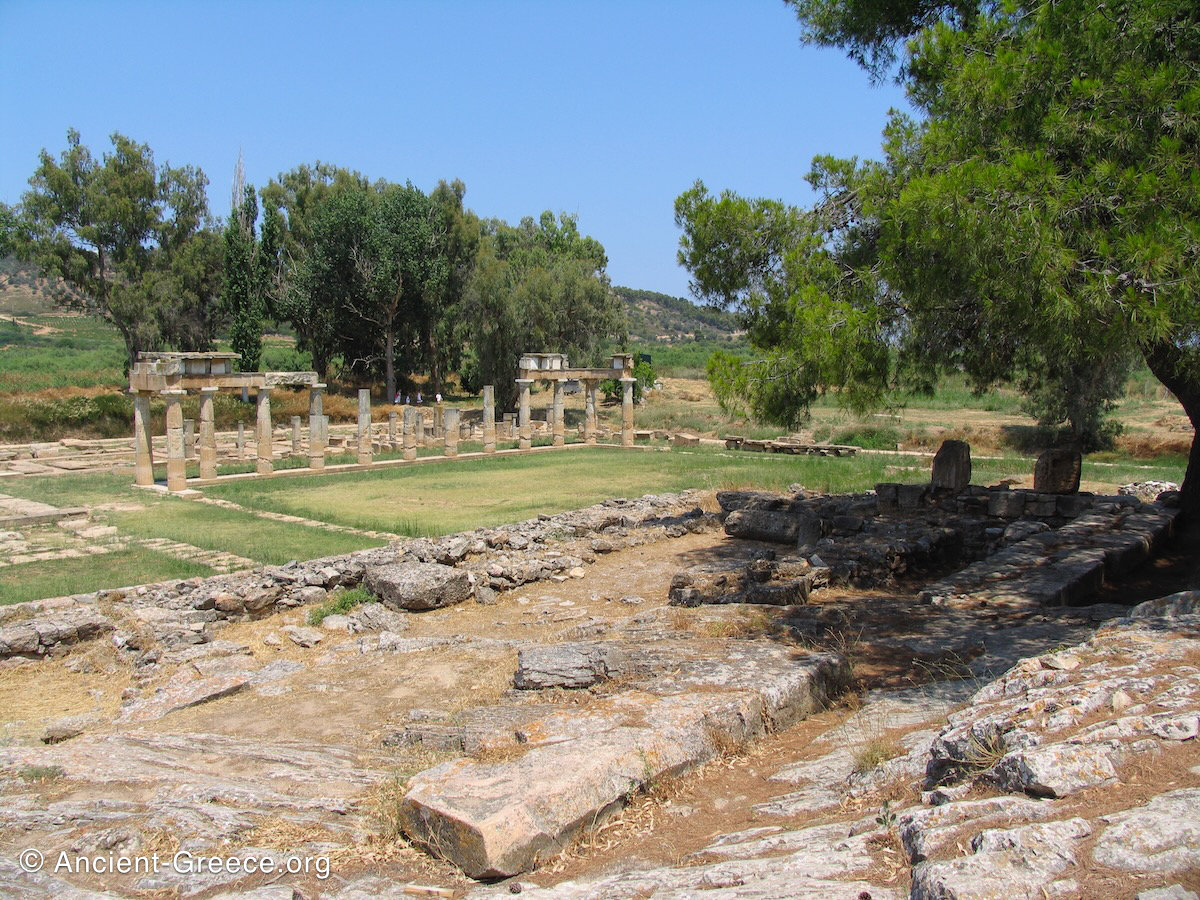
[0,443,1187,606]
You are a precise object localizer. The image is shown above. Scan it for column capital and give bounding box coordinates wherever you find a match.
[515,378,534,386]
[199,386,219,395]
[619,377,636,384]
[160,388,186,398]
[313,383,327,391]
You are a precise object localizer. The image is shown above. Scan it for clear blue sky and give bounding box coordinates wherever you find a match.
[0,0,906,300]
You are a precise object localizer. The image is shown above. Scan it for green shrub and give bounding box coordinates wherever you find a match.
[308,586,375,625]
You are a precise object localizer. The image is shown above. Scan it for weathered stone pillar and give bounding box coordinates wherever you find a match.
[517,379,533,450]
[183,418,195,459]
[357,389,373,466]
[308,384,326,470]
[552,380,566,447]
[621,377,636,447]
[237,422,245,459]
[584,380,597,444]
[482,385,496,454]
[198,387,218,481]
[256,387,274,475]
[931,439,972,492]
[289,416,301,455]
[163,389,187,491]
[443,408,460,457]
[433,402,444,440]
[388,411,398,451]
[403,407,418,460]
[133,392,155,486]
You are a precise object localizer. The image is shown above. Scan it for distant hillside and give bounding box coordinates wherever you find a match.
[614,286,743,343]
[0,256,58,316]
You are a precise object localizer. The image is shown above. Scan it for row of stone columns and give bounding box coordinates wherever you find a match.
[133,383,328,491]
[135,377,635,493]
[514,377,633,449]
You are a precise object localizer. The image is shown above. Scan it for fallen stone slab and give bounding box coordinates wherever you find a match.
[513,642,631,689]
[400,651,849,878]
[364,561,471,611]
[118,671,251,723]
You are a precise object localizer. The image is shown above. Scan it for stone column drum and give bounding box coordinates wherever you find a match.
[163,389,187,491]
[443,408,461,457]
[357,389,373,466]
[403,407,418,461]
[517,378,533,450]
[308,384,326,470]
[483,385,496,454]
[552,380,566,447]
[256,387,274,475]
[132,391,155,487]
[621,377,636,447]
[584,379,597,444]
[198,387,218,481]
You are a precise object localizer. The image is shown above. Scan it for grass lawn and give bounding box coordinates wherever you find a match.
[0,545,211,606]
[0,444,1186,605]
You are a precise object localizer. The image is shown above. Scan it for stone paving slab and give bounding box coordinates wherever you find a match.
[399,648,850,878]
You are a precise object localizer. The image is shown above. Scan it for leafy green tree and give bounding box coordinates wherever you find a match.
[16,130,221,367]
[461,212,625,410]
[677,0,1200,512]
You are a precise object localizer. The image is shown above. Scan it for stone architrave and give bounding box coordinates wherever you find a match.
[256,387,274,475]
[291,416,302,455]
[132,392,155,486]
[183,418,195,459]
[620,377,636,447]
[931,439,972,492]
[517,379,533,450]
[584,379,597,444]
[308,383,326,469]
[1035,448,1082,494]
[403,407,418,461]
[237,422,245,460]
[163,389,187,491]
[198,387,218,481]
[357,389,373,466]
[552,379,566,447]
[388,411,399,451]
[443,408,461,457]
[483,385,496,454]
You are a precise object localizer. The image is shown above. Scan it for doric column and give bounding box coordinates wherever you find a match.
[388,411,398,451]
[198,387,218,481]
[291,416,302,455]
[433,402,444,440]
[133,391,155,486]
[237,422,245,459]
[482,385,496,454]
[403,406,418,460]
[163,389,187,491]
[183,418,195,459]
[584,380,597,444]
[621,377,636,447]
[517,379,533,450]
[443,408,460,457]
[256,387,274,475]
[552,379,566,447]
[357,389,373,466]
[308,383,326,469]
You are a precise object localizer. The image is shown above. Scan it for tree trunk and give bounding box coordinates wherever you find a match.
[1143,339,1200,518]
[385,330,396,402]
